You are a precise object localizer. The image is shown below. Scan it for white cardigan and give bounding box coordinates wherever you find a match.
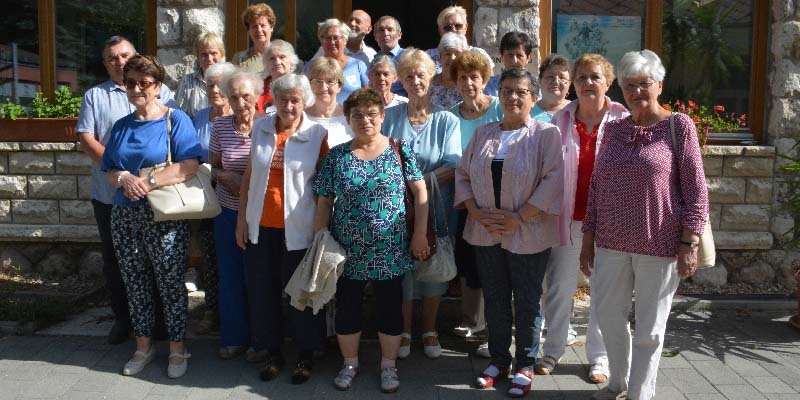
[245,113,328,250]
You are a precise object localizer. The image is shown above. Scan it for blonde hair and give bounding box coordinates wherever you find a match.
[436,5,467,28]
[572,53,615,83]
[193,32,225,59]
[305,57,344,87]
[241,3,275,29]
[396,48,436,81]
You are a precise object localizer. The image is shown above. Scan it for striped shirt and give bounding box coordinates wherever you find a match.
[209,115,251,210]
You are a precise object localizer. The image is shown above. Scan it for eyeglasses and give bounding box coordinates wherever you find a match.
[442,23,465,32]
[124,79,156,90]
[311,79,339,88]
[542,75,570,84]
[623,80,657,92]
[499,88,531,98]
[350,110,381,121]
[321,35,344,42]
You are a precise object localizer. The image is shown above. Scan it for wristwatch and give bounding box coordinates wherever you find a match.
[680,240,699,249]
[148,176,158,188]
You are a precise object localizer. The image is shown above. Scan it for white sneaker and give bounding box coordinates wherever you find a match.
[591,387,627,400]
[566,326,577,346]
[475,342,490,358]
[184,268,198,292]
[398,333,411,359]
[422,332,441,359]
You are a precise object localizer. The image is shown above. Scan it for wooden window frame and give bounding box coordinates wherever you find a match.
[37,0,157,100]
[538,0,768,143]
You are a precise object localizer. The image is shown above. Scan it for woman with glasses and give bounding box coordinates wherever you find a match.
[580,50,707,400]
[101,55,204,379]
[305,57,355,147]
[368,55,408,108]
[426,5,494,74]
[456,68,563,398]
[312,18,369,104]
[531,54,572,122]
[314,88,430,393]
[535,53,628,386]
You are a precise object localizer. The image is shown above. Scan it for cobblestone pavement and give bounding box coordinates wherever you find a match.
[1,300,800,399]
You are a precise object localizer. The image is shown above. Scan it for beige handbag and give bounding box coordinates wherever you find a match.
[139,109,221,222]
[669,114,715,268]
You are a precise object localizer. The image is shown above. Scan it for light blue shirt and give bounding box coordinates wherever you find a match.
[448,96,503,151]
[381,45,408,97]
[339,57,370,104]
[192,107,212,163]
[76,80,174,204]
[530,103,554,123]
[484,74,501,97]
[382,103,462,235]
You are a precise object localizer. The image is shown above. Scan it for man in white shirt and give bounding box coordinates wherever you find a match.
[311,9,376,66]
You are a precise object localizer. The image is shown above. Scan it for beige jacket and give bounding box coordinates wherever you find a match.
[284,228,346,314]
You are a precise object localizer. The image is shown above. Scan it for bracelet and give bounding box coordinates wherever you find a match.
[116,171,130,186]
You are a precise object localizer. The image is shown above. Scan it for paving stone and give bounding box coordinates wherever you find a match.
[692,360,745,384]
[717,384,768,400]
[662,368,718,394]
[745,376,797,394]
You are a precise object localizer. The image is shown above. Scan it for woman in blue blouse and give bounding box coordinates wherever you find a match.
[382,48,461,361]
[101,55,203,379]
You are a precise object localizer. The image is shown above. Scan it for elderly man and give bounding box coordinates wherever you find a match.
[425,6,494,74]
[76,36,175,344]
[310,9,376,66]
[373,15,406,96]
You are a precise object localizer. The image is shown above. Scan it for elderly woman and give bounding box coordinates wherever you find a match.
[207,70,262,360]
[532,54,572,121]
[257,40,300,115]
[429,33,467,110]
[426,6,494,74]
[534,54,628,384]
[101,55,203,379]
[309,18,369,104]
[235,74,329,385]
[232,3,275,74]
[457,69,562,398]
[176,32,226,118]
[305,57,355,147]
[369,55,408,108]
[382,49,461,361]
[189,61,236,334]
[314,89,429,393]
[485,32,534,97]
[579,50,708,400]
[447,50,500,356]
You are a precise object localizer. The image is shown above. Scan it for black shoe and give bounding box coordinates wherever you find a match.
[291,359,313,384]
[259,355,285,381]
[107,321,131,345]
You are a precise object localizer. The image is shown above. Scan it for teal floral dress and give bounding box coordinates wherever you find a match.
[314,141,423,280]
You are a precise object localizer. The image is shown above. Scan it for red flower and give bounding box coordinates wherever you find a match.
[691,115,700,123]
[688,100,698,109]
[713,105,725,112]
[739,114,747,120]
[662,103,672,111]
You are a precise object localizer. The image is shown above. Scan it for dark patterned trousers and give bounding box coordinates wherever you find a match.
[111,204,189,342]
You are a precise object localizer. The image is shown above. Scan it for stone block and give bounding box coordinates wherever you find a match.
[772,19,800,61]
[59,201,95,224]
[0,176,27,198]
[27,176,77,199]
[702,145,746,156]
[0,200,10,223]
[11,200,59,224]
[778,251,800,291]
[703,156,723,176]
[709,204,721,230]
[714,231,773,249]
[0,224,100,242]
[742,146,776,157]
[0,152,7,173]
[508,0,538,5]
[722,156,774,177]
[720,205,770,230]
[691,263,727,287]
[0,142,20,151]
[772,59,800,98]
[745,178,773,204]
[157,48,194,89]
[9,152,54,174]
[21,143,77,151]
[706,177,745,203]
[78,250,104,278]
[499,7,538,46]
[733,260,775,284]
[772,1,796,22]
[55,153,92,175]
[764,249,788,267]
[475,0,504,5]
[77,176,92,200]
[474,7,499,52]
[18,243,52,264]
[37,250,75,278]
[773,138,798,171]
[768,98,800,140]
[182,8,225,43]
[158,8,181,46]
[771,212,795,241]
[0,247,32,274]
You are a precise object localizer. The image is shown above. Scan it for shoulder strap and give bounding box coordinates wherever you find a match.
[165,108,173,165]
[669,112,676,153]
[389,137,407,180]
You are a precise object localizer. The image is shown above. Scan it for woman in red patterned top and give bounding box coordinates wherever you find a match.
[579,50,709,400]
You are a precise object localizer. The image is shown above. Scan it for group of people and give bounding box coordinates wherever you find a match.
[77,4,709,400]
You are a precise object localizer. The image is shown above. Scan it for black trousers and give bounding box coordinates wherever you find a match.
[92,199,130,327]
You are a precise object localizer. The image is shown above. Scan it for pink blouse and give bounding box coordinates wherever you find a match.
[582,113,708,258]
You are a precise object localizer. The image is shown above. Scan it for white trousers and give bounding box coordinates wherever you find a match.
[592,248,679,400]
[542,221,607,363]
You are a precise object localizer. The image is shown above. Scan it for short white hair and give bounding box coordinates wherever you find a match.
[317,18,351,40]
[221,70,263,98]
[262,39,300,72]
[617,49,666,82]
[204,62,237,82]
[370,54,397,75]
[438,32,468,54]
[270,74,315,108]
[436,5,467,28]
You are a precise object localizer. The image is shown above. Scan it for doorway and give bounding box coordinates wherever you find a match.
[353,1,466,52]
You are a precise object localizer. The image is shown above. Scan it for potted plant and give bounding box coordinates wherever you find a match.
[661,99,747,146]
[0,86,82,142]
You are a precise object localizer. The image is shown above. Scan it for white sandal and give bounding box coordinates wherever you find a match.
[122,347,156,376]
[398,333,412,359]
[422,332,441,359]
[167,351,191,379]
[534,355,559,375]
[588,362,609,384]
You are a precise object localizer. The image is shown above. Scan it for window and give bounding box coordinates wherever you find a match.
[0,2,41,105]
[539,0,768,142]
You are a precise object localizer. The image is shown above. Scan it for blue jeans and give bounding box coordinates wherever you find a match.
[475,245,549,368]
[214,207,249,347]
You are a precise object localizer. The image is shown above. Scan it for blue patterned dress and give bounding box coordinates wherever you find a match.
[314,141,423,280]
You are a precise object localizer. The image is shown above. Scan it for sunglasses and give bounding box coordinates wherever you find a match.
[125,79,157,91]
[443,23,465,32]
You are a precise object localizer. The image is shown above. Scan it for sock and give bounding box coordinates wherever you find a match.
[343,357,359,368]
[380,357,396,369]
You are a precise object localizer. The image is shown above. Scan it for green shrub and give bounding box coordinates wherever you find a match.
[29,86,82,118]
[0,99,26,120]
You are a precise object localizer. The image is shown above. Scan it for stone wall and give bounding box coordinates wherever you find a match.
[0,142,102,279]
[157,0,226,88]
[473,0,540,72]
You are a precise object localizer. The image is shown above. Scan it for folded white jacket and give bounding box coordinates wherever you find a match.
[284,228,347,314]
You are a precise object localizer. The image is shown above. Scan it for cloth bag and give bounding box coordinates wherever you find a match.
[285,228,347,315]
[413,175,457,283]
[139,109,221,222]
[669,114,715,268]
